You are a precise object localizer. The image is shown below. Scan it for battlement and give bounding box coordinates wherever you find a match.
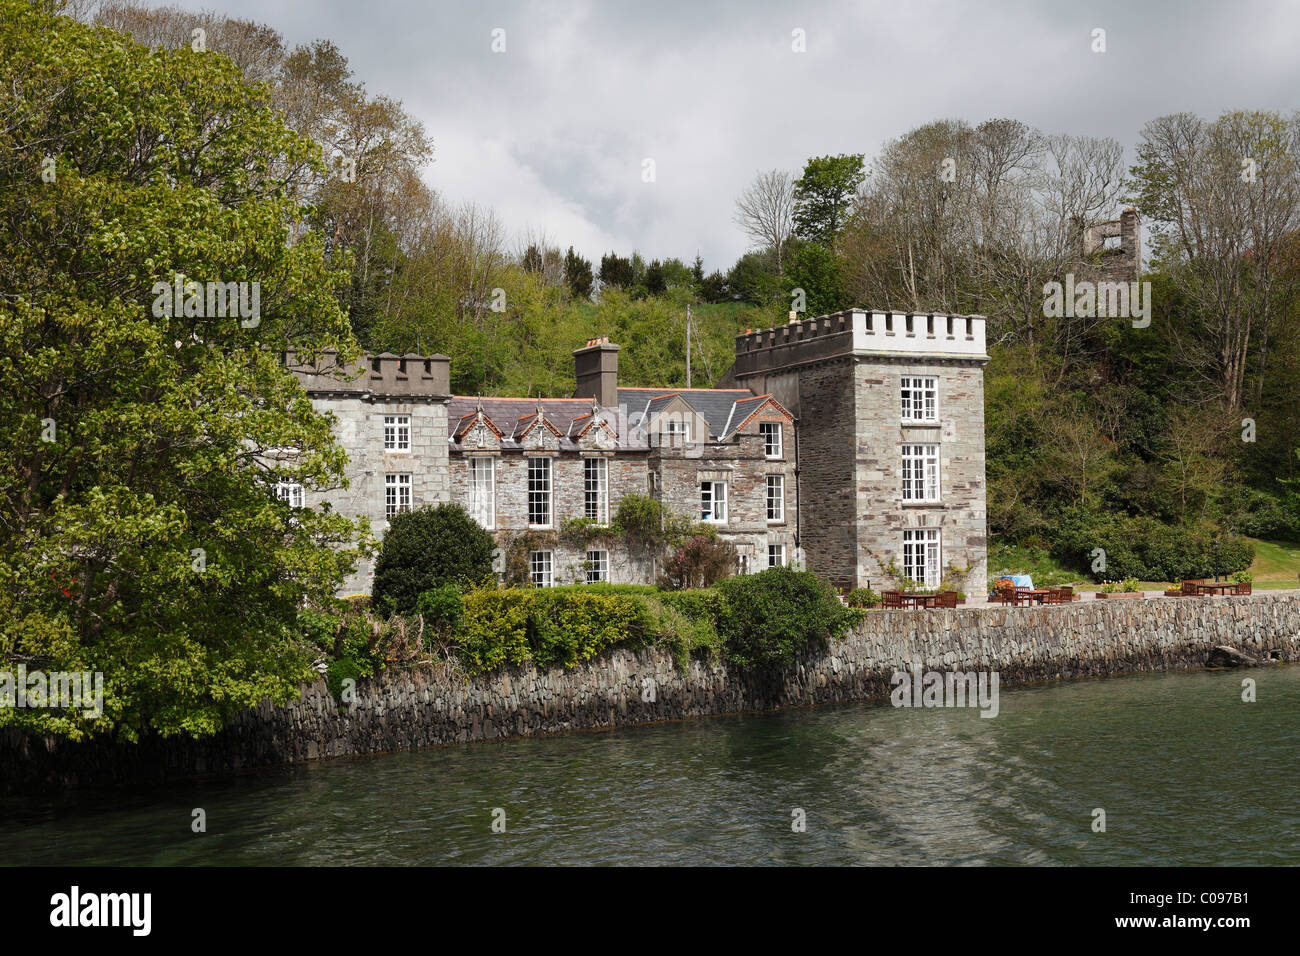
[732,309,987,378]
[287,349,451,399]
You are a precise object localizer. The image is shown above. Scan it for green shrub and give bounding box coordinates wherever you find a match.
[715,568,863,669]
[531,590,656,668]
[1052,509,1254,581]
[326,656,362,701]
[845,587,881,608]
[298,608,341,651]
[455,588,535,673]
[648,591,727,670]
[372,504,496,614]
[416,583,464,631]
[1226,488,1299,540]
[549,582,660,596]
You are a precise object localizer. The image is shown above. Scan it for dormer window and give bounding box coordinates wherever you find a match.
[760,422,783,458]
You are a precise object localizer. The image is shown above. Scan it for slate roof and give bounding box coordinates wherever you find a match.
[448,385,790,450]
[617,387,759,440]
[448,397,642,451]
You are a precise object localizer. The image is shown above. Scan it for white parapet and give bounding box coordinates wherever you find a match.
[852,310,986,357]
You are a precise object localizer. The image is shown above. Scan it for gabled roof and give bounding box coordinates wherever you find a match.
[617,387,755,440]
[448,396,642,451]
[722,394,794,439]
[453,407,504,441]
[512,406,566,441]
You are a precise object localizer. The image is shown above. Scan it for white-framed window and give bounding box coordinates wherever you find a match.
[665,419,691,442]
[760,422,783,458]
[529,550,553,587]
[469,457,495,529]
[527,457,551,528]
[900,376,938,422]
[902,443,940,502]
[768,543,786,568]
[700,480,728,523]
[383,414,411,451]
[585,549,609,584]
[275,481,304,508]
[903,528,941,588]
[766,474,784,522]
[385,473,411,518]
[584,458,608,524]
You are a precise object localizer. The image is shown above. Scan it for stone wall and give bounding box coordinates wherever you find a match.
[5,594,1296,792]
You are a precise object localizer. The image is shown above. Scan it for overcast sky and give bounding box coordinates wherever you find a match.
[167,0,1300,271]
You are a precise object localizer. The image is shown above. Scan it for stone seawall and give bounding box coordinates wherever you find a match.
[4,593,1298,791]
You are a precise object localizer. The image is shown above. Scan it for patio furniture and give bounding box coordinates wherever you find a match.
[1194,581,1236,596]
[1233,582,1252,595]
[882,590,904,609]
[900,593,936,609]
[933,591,959,608]
[1180,579,1206,596]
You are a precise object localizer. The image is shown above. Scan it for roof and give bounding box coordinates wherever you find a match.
[448,397,640,451]
[617,387,756,440]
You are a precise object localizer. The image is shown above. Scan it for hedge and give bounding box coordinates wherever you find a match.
[1052,510,1254,581]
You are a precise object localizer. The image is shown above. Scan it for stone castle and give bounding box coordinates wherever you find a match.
[286,309,990,595]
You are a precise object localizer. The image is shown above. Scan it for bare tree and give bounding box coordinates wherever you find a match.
[95,1,286,84]
[1132,110,1300,413]
[733,169,794,274]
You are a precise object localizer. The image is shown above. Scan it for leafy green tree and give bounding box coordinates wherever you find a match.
[372,505,496,615]
[522,244,544,273]
[784,241,848,317]
[599,252,637,291]
[0,1,365,741]
[727,249,782,306]
[644,259,667,296]
[564,246,594,300]
[792,153,866,245]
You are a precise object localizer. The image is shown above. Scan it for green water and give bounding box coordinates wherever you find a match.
[4,666,1297,865]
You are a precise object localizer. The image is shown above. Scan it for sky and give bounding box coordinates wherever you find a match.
[163,0,1300,272]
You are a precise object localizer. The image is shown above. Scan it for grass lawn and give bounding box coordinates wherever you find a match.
[987,536,1300,592]
[1242,537,1300,589]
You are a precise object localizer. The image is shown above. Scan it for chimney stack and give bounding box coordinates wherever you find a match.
[572,335,620,408]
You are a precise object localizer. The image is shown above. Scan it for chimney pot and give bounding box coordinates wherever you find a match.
[573,336,620,408]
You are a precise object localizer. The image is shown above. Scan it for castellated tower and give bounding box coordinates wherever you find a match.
[723,310,989,595]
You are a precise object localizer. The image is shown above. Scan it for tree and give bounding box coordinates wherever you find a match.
[793,154,866,245]
[564,246,594,300]
[599,252,637,290]
[522,244,543,273]
[372,505,496,615]
[734,169,795,273]
[0,1,362,741]
[784,241,847,317]
[1130,110,1300,412]
[728,249,782,306]
[644,259,667,296]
